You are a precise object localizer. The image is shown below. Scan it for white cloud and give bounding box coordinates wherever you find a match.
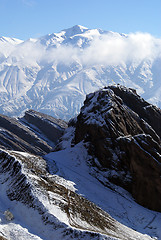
[45,32,161,66]
[6,32,161,68]
[80,32,161,66]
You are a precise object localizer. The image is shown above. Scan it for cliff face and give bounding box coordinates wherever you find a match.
[73,85,161,212]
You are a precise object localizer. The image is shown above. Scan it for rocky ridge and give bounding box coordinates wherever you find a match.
[0,109,67,155]
[69,85,161,212]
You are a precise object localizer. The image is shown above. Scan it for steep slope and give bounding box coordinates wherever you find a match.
[73,85,161,212]
[46,85,161,239]
[0,109,67,155]
[0,148,153,240]
[0,36,23,57]
[0,26,161,120]
[20,109,67,146]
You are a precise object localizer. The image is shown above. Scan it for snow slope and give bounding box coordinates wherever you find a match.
[0,148,155,240]
[45,134,161,240]
[0,25,161,120]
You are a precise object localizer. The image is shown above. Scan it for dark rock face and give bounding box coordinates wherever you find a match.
[23,109,67,144]
[74,85,161,212]
[109,86,161,139]
[0,110,67,155]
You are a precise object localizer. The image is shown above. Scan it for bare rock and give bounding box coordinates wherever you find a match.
[0,110,67,155]
[73,85,161,212]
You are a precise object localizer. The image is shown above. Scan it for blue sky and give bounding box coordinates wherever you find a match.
[0,0,161,40]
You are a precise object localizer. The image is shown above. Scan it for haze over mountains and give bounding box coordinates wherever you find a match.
[0,25,161,120]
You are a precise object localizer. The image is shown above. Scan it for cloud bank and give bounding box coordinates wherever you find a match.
[5,32,161,67]
[81,32,161,65]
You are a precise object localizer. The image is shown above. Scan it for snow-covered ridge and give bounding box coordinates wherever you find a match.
[0,36,23,44]
[0,25,161,119]
[0,148,154,239]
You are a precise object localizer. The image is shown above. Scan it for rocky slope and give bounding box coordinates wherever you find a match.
[70,85,161,212]
[0,109,67,155]
[22,109,67,144]
[42,85,161,239]
[0,148,153,240]
[0,86,161,239]
[0,25,161,120]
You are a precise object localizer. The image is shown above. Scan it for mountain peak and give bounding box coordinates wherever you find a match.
[61,25,88,37]
[0,36,23,44]
[73,85,161,212]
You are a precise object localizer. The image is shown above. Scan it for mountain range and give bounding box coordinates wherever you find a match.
[0,25,161,120]
[0,25,161,239]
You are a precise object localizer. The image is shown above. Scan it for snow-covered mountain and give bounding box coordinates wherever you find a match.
[0,25,161,120]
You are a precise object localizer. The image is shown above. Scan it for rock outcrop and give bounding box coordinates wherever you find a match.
[0,110,67,155]
[72,85,161,212]
[23,109,67,144]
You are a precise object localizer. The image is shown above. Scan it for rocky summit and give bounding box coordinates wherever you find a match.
[72,85,161,212]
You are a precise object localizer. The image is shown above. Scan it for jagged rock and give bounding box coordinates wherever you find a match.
[0,110,67,155]
[109,85,161,139]
[73,85,161,212]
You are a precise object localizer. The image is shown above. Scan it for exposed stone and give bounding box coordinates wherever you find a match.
[74,85,161,212]
[0,110,67,155]
[24,109,67,144]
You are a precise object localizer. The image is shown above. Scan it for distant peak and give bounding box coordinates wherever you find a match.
[73,25,88,30]
[64,25,88,31]
[0,36,23,44]
[61,25,88,38]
